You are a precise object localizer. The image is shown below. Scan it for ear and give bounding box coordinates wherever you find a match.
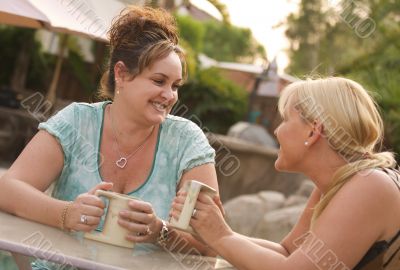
[113,61,127,81]
[307,120,323,146]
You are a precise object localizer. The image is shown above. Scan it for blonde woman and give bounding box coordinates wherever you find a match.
[172,77,400,269]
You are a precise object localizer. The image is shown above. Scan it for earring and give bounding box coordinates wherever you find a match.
[304,141,309,146]
[115,79,121,95]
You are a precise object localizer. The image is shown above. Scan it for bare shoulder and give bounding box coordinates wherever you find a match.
[325,168,400,223]
[302,169,400,268]
[316,168,400,241]
[342,168,399,202]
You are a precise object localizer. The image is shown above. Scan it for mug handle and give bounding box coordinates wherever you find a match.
[94,190,115,234]
[95,189,117,199]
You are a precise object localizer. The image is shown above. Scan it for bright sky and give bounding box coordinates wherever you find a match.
[190,0,300,72]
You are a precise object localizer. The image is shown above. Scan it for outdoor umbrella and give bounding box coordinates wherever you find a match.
[0,0,49,28]
[0,0,127,110]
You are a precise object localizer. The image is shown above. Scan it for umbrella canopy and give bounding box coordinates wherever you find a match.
[0,0,127,41]
[0,0,127,111]
[0,0,49,28]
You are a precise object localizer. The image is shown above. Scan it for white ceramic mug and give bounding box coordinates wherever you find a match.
[169,180,217,234]
[84,190,138,248]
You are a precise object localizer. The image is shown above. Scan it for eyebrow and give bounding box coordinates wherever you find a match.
[153,72,182,83]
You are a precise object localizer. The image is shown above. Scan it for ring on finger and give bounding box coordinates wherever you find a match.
[192,208,197,218]
[146,225,153,235]
[80,214,88,225]
[136,226,152,236]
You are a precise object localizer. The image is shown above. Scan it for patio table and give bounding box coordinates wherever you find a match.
[0,211,234,270]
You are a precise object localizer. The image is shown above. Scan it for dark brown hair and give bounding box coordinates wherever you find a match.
[99,6,186,99]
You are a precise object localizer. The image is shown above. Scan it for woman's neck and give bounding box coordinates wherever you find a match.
[303,151,347,195]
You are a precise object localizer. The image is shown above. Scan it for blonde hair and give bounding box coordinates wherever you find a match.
[99,6,186,100]
[278,77,396,225]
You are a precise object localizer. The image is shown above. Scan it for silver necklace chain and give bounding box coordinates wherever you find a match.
[109,105,154,169]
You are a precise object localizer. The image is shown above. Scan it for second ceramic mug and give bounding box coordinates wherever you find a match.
[169,180,216,234]
[84,190,138,248]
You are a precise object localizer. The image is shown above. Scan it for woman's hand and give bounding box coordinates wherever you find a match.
[170,190,231,247]
[118,199,162,243]
[64,182,113,232]
[190,192,233,248]
[170,190,226,219]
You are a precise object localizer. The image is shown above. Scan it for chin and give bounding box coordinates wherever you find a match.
[148,114,167,125]
[274,159,290,172]
[274,161,283,172]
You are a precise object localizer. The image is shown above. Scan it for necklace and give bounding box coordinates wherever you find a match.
[109,106,155,169]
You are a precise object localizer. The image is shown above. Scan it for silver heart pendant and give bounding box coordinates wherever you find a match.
[116,157,127,168]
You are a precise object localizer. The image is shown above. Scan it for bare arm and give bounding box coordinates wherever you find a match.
[0,130,109,232]
[166,163,219,256]
[170,169,319,257]
[193,172,394,270]
[280,187,321,253]
[0,130,66,227]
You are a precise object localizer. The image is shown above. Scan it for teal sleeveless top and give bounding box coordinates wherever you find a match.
[32,102,215,269]
[38,101,215,220]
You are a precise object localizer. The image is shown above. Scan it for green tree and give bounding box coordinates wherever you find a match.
[285,0,330,75]
[176,14,266,63]
[0,27,50,92]
[285,0,400,160]
[175,67,248,133]
[176,15,205,52]
[202,20,266,63]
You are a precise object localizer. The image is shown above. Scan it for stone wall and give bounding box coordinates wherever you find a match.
[224,181,315,242]
[209,134,306,202]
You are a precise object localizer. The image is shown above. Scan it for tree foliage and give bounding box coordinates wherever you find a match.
[285,0,400,160]
[0,27,49,91]
[175,68,248,134]
[176,14,266,63]
[176,15,205,52]
[175,14,256,133]
[202,20,266,63]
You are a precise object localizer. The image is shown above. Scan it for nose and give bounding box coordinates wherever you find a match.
[161,86,175,101]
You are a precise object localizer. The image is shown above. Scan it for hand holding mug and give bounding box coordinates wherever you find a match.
[64,182,113,232]
[169,180,224,233]
[190,192,233,248]
[118,199,161,243]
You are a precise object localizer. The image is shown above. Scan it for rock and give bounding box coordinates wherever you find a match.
[257,191,286,211]
[224,191,285,236]
[284,195,308,207]
[210,133,306,202]
[252,204,306,242]
[227,122,278,149]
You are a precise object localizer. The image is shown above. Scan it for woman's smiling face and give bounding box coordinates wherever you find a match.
[118,51,183,125]
[274,102,311,173]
